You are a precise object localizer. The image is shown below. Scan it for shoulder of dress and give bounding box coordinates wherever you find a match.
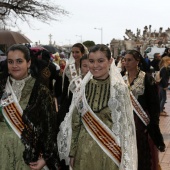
[144,72,155,86]
[139,70,146,77]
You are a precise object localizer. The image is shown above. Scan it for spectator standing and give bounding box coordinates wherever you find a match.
[150,53,161,71]
[162,47,170,58]
[159,56,170,116]
[144,53,151,73]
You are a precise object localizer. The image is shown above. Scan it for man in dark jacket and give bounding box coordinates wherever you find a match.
[150,53,161,71]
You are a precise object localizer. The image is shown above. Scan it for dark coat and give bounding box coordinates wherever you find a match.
[159,67,170,88]
[130,73,165,170]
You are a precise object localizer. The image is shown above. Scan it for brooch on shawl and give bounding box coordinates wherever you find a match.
[0,91,14,107]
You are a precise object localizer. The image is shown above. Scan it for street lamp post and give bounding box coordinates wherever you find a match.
[76,35,82,43]
[94,27,103,44]
[49,33,52,45]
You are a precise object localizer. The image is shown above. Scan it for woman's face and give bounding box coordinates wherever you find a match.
[7,50,31,80]
[121,58,125,67]
[167,59,170,65]
[81,59,89,76]
[72,47,83,63]
[59,60,66,70]
[88,51,112,79]
[124,54,139,72]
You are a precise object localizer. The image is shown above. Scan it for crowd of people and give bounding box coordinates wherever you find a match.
[0,43,169,170]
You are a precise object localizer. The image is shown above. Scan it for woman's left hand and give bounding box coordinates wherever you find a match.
[29,158,46,170]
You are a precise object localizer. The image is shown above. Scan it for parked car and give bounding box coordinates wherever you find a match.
[145,46,165,60]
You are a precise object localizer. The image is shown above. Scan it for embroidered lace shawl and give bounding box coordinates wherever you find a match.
[10,75,32,102]
[123,71,145,99]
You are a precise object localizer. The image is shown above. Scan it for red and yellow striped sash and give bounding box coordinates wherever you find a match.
[2,102,24,137]
[130,92,150,126]
[82,111,121,166]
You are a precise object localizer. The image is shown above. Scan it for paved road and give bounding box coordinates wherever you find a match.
[159,90,170,169]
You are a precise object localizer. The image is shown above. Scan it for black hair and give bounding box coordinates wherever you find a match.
[153,53,160,59]
[6,44,30,62]
[126,50,142,61]
[88,44,111,60]
[164,47,169,54]
[162,48,170,58]
[126,50,147,72]
[0,59,8,78]
[72,43,85,54]
[29,49,51,78]
[80,54,88,68]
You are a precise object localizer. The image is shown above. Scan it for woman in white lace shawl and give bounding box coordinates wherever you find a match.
[57,43,89,124]
[57,44,137,170]
[57,43,88,169]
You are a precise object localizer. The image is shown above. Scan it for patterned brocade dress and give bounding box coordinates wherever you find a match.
[0,78,35,170]
[70,77,119,170]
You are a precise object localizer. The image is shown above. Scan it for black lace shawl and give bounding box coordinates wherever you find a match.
[0,76,7,121]
[131,73,165,169]
[0,76,59,169]
[137,73,165,149]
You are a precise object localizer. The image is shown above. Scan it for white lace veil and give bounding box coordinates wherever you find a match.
[108,60,137,170]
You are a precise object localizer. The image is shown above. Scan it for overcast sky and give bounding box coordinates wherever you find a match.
[13,0,170,46]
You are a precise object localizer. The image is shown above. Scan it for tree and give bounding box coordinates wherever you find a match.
[0,0,69,27]
[83,40,95,50]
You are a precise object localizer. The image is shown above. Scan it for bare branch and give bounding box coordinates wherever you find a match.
[0,0,69,27]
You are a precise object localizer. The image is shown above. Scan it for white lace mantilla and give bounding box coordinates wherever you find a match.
[57,61,137,170]
[57,90,80,165]
[62,43,88,93]
[123,71,145,99]
[10,75,32,102]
